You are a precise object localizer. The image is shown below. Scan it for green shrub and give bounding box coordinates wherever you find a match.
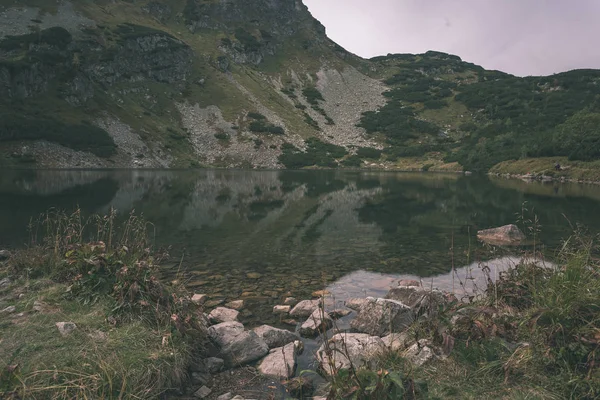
[357,147,382,159]
[234,28,261,51]
[278,138,347,169]
[249,121,284,135]
[0,27,72,51]
[247,112,266,120]
[342,155,362,167]
[302,86,324,105]
[214,132,229,140]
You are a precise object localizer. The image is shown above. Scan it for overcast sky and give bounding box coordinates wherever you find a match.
[303,0,600,77]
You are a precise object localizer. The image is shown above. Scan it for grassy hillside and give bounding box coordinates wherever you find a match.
[0,0,599,174]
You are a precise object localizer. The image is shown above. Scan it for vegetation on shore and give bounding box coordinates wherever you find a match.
[322,226,600,399]
[0,209,207,399]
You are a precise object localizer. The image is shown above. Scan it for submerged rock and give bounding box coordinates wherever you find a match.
[316,333,384,375]
[299,309,333,337]
[225,300,244,310]
[191,293,208,305]
[477,224,525,246]
[328,309,352,319]
[344,298,369,311]
[208,321,269,367]
[273,305,291,314]
[253,325,298,349]
[350,297,413,336]
[257,342,297,379]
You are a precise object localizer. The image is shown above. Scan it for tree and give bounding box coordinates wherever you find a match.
[554,110,600,161]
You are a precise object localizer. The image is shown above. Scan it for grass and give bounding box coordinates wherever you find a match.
[0,208,206,399]
[490,157,600,182]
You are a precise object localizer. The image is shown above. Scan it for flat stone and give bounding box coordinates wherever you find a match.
[253,325,298,348]
[273,305,291,314]
[477,224,525,246]
[317,333,384,375]
[398,279,421,287]
[0,305,16,314]
[194,385,212,398]
[246,272,262,279]
[208,322,269,367]
[192,293,208,305]
[257,342,297,379]
[328,309,351,319]
[299,309,333,337]
[216,393,233,400]
[208,307,239,324]
[404,340,437,366]
[289,299,321,318]
[344,298,369,311]
[225,300,244,310]
[205,357,224,374]
[350,297,413,336]
[56,321,77,336]
[311,290,330,298]
[284,297,297,305]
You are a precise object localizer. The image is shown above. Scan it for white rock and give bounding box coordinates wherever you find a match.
[273,305,291,314]
[257,342,297,379]
[316,333,384,375]
[350,297,413,336]
[208,322,269,367]
[404,340,437,366]
[0,277,11,288]
[208,307,239,324]
[253,325,298,348]
[381,333,409,351]
[0,305,16,314]
[216,393,233,400]
[284,297,297,305]
[56,321,77,336]
[299,308,333,337]
[289,299,321,318]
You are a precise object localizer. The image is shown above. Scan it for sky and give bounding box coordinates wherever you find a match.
[303,0,600,77]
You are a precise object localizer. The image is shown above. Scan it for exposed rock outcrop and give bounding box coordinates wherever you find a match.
[477,224,526,246]
[350,297,414,336]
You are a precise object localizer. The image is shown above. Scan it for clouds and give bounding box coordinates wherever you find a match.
[303,0,600,76]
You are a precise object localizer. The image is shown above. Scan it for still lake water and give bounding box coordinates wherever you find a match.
[1,169,600,327]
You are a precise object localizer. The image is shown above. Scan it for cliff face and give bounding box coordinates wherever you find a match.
[1,0,598,172]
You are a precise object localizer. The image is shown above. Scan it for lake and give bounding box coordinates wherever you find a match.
[1,169,600,327]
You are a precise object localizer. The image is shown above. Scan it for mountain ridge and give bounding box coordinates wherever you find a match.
[1,0,599,174]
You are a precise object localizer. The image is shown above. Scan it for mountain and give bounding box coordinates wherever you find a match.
[1,0,599,172]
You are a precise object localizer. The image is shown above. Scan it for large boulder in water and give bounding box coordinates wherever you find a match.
[253,325,298,349]
[385,286,448,318]
[257,342,298,379]
[208,322,268,367]
[477,224,525,246]
[350,297,413,336]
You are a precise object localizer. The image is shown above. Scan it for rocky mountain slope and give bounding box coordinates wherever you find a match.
[1,0,599,172]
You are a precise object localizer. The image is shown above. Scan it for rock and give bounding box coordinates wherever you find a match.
[0,250,10,261]
[208,307,239,324]
[246,272,262,279]
[0,277,11,288]
[56,321,77,336]
[225,300,244,310]
[385,286,447,317]
[192,293,208,305]
[284,297,297,305]
[404,340,437,366]
[273,305,291,314]
[216,393,233,400]
[205,357,225,374]
[191,372,210,385]
[33,300,48,312]
[194,385,212,398]
[381,333,409,351]
[289,299,321,318]
[317,333,384,375]
[312,290,330,298]
[299,309,333,337]
[208,322,269,367]
[253,325,298,348]
[282,319,297,326]
[0,305,16,314]
[398,279,421,287]
[477,224,525,246]
[350,297,413,336]
[344,298,369,311]
[205,299,224,308]
[328,309,351,319]
[231,396,244,400]
[257,342,297,379]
